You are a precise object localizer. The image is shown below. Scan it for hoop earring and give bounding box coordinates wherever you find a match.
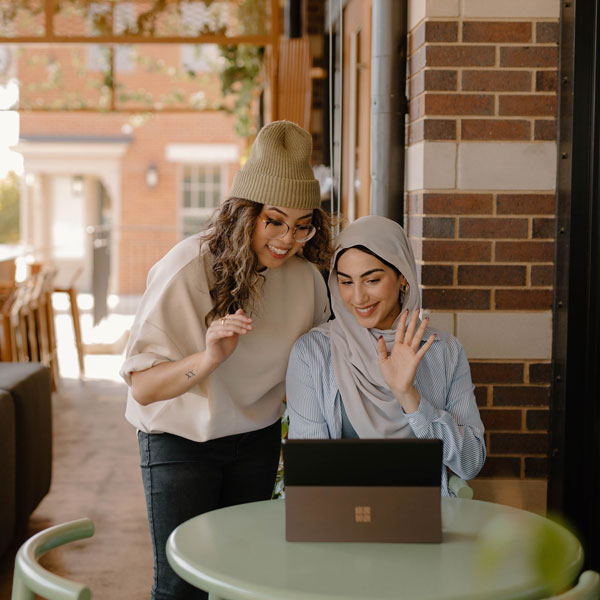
[400,284,408,293]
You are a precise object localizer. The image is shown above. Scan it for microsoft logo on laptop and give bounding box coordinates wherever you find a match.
[355,506,371,523]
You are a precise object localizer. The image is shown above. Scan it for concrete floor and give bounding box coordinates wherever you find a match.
[0,300,154,599]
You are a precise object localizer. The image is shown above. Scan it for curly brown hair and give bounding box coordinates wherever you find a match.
[203,197,334,326]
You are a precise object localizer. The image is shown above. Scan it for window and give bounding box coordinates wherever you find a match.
[112,2,136,35]
[181,44,222,73]
[179,2,228,35]
[86,3,135,72]
[87,45,134,72]
[180,164,223,238]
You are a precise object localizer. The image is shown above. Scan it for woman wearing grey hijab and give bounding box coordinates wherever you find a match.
[286,215,485,496]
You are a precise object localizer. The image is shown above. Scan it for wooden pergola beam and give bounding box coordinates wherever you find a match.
[2,0,276,46]
[1,34,275,44]
[0,0,282,120]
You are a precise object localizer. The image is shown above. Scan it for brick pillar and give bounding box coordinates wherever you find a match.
[406,1,559,482]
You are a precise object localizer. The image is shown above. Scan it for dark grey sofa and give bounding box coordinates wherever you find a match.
[0,389,16,558]
[0,362,52,557]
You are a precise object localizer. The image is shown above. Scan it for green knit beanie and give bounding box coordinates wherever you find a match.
[229,120,321,209]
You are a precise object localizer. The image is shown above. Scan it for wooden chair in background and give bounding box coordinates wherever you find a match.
[28,264,60,389]
[0,258,16,295]
[30,264,60,389]
[53,266,85,377]
[0,259,84,387]
[39,267,60,389]
[0,259,17,360]
[9,283,29,363]
[0,287,16,362]
[22,277,39,363]
[0,264,60,390]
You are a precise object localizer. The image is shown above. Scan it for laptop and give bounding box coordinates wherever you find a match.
[282,438,442,543]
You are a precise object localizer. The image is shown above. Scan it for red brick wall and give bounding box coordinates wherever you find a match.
[471,360,551,477]
[408,20,558,144]
[407,17,559,479]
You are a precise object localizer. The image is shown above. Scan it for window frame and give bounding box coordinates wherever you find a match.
[177,162,227,239]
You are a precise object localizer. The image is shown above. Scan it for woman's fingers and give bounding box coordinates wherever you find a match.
[223,318,252,331]
[206,314,253,344]
[221,324,248,336]
[212,312,253,331]
[224,311,252,326]
[416,333,436,358]
[377,335,389,365]
[394,309,409,344]
[411,314,429,350]
[403,309,420,345]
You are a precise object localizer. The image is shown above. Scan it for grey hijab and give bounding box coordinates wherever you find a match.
[316,215,421,438]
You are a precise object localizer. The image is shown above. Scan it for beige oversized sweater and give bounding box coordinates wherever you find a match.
[120,233,330,442]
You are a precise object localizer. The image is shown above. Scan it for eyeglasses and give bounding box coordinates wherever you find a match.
[259,217,318,242]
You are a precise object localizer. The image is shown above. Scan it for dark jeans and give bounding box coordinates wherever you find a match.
[138,419,281,600]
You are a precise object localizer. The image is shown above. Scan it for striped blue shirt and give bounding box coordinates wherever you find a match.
[285,328,486,496]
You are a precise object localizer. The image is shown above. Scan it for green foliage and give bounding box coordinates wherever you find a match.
[0,1,43,28]
[218,44,264,138]
[9,0,267,138]
[272,409,289,499]
[238,0,269,36]
[0,173,20,244]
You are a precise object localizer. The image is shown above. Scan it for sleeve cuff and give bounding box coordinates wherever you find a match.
[407,397,438,436]
[119,353,171,386]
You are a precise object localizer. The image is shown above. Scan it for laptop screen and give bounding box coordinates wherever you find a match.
[282,438,442,487]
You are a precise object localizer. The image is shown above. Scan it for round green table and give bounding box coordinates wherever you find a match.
[166,498,583,600]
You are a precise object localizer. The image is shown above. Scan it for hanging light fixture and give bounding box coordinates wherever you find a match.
[71,175,84,194]
[145,164,158,188]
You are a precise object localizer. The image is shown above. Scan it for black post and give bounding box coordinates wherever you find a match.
[548,0,600,570]
[285,0,302,38]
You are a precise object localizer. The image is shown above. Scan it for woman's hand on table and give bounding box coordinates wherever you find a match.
[377,309,436,413]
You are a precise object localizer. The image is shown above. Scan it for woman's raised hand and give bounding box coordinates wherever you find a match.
[376,309,436,413]
[205,308,253,367]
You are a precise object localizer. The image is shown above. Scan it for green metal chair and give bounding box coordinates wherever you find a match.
[448,473,474,499]
[11,518,94,600]
[545,571,600,600]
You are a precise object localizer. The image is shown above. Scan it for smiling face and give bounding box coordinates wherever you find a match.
[251,205,314,269]
[336,248,407,330]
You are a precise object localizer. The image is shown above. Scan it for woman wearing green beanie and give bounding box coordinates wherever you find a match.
[120,121,332,600]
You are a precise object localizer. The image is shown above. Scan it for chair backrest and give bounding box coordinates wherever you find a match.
[545,570,600,600]
[11,518,94,600]
[0,258,16,292]
[448,473,474,499]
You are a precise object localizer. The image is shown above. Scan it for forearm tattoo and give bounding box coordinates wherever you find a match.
[185,370,195,379]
